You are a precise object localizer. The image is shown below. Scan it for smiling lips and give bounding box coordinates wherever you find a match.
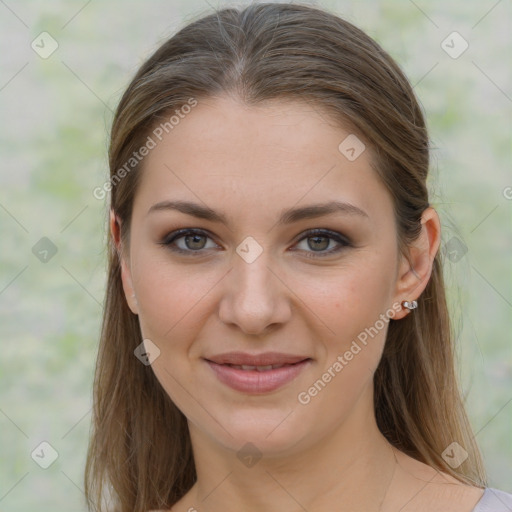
[204,352,312,393]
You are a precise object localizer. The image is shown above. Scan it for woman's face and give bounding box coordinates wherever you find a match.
[117,95,415,456]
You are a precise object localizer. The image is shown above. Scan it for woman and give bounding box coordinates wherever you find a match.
[84,3,512,511]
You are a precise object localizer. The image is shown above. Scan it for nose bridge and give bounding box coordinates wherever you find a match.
[232,240,276,305]
[219,238,290,333]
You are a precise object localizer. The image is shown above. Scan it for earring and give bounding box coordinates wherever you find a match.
[401,300,418,311]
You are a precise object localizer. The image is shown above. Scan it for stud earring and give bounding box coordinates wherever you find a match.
[401,300,418,311]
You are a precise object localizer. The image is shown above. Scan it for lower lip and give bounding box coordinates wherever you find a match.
[205,359,312,394]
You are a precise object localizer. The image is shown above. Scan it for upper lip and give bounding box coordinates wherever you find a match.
[205,352,310,366]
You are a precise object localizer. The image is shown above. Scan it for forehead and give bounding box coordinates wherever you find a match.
[132,95,393,224]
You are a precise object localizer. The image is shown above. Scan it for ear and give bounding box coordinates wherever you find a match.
[110,209,139,315]
[391,207,441,320]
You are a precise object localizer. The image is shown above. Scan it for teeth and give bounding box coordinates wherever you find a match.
[229,363,289,371]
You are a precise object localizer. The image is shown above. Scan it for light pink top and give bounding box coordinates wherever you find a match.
[471,488,512,511]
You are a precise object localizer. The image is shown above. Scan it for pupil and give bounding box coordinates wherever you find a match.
[186,234,205,250]
[309,236,328,251]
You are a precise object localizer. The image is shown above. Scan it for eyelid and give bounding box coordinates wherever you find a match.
[292,228,351,246]
[159,228,220,255]
[290,228,352,258]
[159,227,352,257]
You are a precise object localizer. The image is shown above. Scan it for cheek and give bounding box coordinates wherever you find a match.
[289,259,394,429]
[130,253,215,415]
[131,250,218,342]
[127,245,396,449]
[291,253,395,344]
[132,244,396,352]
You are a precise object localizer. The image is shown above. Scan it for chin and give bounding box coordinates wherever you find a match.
[210,411,309,456]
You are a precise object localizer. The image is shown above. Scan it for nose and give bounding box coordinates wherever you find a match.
[218,249,292,336]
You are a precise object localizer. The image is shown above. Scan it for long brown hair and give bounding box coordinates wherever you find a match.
[85,3,487,511]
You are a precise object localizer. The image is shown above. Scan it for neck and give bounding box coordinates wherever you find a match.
[183,386,398,512]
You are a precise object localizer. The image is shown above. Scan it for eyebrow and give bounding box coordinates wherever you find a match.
[147,199,369,225]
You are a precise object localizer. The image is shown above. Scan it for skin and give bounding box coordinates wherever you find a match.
[111,95,485,512]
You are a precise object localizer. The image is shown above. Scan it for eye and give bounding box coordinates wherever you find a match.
[292,229,352,258]
[159,229,219,255]
[159,228,352,258]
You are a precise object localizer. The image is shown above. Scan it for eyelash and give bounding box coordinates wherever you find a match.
[158,228,352,259]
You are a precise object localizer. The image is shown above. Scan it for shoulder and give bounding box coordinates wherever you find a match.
[384,449,486,512]
[471,487,512,512]
[405,480,486,512]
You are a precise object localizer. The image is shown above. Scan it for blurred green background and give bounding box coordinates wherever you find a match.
[0,0,510,510]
